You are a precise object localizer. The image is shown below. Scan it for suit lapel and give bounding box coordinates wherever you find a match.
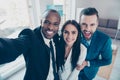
[34,27,50,56]
[87,31,99,59]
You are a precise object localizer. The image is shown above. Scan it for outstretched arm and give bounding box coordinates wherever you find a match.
[0,29,33,64]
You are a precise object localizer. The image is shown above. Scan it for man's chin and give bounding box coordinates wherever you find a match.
[84,35,91,40]
[45,35,54,39]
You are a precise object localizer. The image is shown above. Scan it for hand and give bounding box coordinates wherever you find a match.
[76,61,88,70]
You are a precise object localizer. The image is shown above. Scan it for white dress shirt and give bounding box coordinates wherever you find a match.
[41,31,55,80]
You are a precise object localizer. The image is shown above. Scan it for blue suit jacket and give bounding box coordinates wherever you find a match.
[80,30,112,79]
[0,27,60,80]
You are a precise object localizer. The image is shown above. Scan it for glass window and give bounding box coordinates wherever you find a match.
[0,0,30,79]
[0,0,31,37]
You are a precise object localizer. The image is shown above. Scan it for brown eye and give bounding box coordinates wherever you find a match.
[72,31,76,35]
[81,23,87,27]
[53,23,59,27]
[91,24,95,26]
[44,20,50,25]
[63,30,68,34]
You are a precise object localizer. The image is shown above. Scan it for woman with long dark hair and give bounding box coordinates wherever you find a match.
[58,20,87,80]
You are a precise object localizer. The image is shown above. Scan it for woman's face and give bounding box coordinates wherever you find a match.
[63,24,78,46]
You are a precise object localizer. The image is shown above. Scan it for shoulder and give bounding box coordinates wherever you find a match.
[18,28,34,37]
[18,27,41,37]
[94,30,112,43]
[95,30,111,40]
[93,30,112,46]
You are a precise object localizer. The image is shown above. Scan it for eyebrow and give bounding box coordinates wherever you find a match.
[45,20,59,23]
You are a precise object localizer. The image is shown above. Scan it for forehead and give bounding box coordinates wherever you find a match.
[64,24,78,31]
[45,12,60,22]
[80,15,98,23]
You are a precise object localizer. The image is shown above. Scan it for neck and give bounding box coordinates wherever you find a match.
[64,45,72,59]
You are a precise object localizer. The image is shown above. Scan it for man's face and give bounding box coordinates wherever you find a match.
[79,14,98,40]
[42,12,60,39]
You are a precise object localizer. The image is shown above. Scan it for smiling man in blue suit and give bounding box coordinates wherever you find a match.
[78,7,112,80]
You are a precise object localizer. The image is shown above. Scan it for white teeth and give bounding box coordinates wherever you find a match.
[47,31,53,34]
[85,31,90,34]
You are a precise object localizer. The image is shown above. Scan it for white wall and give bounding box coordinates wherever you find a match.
[76,0,120,20]
[39,0,53,15]
[27,0,53,28]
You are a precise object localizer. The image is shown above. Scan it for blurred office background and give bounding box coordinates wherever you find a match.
[0,0,120,80]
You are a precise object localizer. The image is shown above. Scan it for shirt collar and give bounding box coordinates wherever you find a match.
[41,29,53,47]
[81,34,91,45]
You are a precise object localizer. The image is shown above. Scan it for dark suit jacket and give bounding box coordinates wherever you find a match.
[0,27,60,80]
[80,30,112,79]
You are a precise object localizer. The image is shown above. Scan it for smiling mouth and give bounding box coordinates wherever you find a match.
[66,39,71,42]
[83,30,92,39]
[66,38,75,43]
[46,30,54,35]
[84,31,91,36]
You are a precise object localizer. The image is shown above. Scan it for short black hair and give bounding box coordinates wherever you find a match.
[42,9,61,21]
[40,9,61,26]
[80,7,99,19]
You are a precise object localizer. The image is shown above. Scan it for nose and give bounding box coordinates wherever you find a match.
[48,24,54,30]
[67,33,72,39]
[86,25,91,30]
